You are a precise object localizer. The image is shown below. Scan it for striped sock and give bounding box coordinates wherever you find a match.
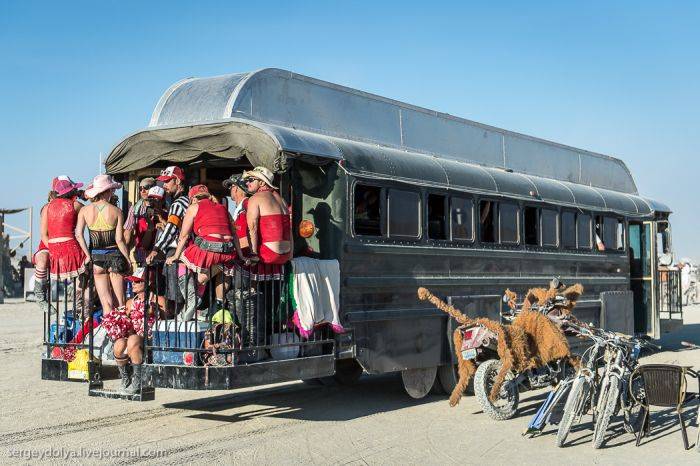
[35,268,48,283]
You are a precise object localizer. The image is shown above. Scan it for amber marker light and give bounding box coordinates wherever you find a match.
[299,219,315,238]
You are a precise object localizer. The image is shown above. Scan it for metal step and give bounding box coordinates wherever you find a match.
[88,381,155,402]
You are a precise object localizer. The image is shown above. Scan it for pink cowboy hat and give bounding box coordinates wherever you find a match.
[51,176,83,197]
[84,174,122,199]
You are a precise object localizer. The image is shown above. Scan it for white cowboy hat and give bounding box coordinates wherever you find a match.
[84,174,122,199]
[245,166,277,189]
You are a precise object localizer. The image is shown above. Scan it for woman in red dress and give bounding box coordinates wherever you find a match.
[40,176,86,282]
[33,190,56,312]
[165,185,244,310]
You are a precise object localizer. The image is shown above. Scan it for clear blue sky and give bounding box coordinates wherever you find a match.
[1,1,698,259]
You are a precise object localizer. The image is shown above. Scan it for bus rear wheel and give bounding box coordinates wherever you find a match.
[402,367,438,399]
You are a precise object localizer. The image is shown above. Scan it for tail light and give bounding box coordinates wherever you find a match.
[299,219,315,238]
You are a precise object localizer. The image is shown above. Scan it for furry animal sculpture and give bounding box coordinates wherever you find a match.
[417,283,582,407]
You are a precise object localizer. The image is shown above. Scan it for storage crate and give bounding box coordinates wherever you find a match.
[152,321,210,365]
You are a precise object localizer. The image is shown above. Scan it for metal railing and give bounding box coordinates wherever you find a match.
[43,259,335,378]
[43,269,100,369]
[141,260,335,366]
[657,268,683,321]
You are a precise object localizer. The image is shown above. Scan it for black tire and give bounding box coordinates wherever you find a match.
[333,359,363,385]
[623,373,645,434]
[593,375,620,449]
[301,378,323,386]
[557,376,589,447]
[474,359,518,420]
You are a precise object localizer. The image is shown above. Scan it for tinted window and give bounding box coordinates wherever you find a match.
[388,189,420,238]
[479,200,497,243]
[524,207,538,246]
[451,197,474,241]
[354,184,382,236]
[541,209,558,247]
[428,194,447,240]
[578,214,592,249]
[602,216,623,251]
[562,211,576,248]
[500,203,519,244]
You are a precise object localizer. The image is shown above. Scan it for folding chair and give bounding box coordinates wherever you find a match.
[630,364,700,450]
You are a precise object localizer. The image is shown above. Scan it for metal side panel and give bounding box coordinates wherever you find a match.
[600,290,635,335]
[41,358,71,381]
[145,355,336,390]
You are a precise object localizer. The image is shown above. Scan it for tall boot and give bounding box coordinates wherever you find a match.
[125,364,142,394]
[117,363,132,391]
[34,279,55,314]
[178,274,199,321]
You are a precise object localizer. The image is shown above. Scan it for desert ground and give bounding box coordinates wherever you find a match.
[1,298,699,465]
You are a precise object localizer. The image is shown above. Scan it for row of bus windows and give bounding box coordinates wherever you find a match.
[353,184,625,251]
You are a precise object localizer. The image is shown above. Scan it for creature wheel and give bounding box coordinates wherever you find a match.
[402,367,438,399]
[474,359,519,420]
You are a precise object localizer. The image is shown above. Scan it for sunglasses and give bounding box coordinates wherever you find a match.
[244,178,257,184]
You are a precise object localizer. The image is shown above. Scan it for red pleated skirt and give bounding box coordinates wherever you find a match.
[48,239,86,280]
[181,243,237,274]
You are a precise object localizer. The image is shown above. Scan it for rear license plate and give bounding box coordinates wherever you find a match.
[461,348,477,360]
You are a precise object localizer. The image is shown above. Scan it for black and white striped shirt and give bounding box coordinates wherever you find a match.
[153,192,190,253]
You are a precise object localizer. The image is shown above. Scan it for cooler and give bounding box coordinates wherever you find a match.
[151,321,210,365]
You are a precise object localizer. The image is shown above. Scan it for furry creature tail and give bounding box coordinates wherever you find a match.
[418,287,472,325]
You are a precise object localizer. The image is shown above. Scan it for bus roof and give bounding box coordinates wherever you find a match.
[147,68,638,194]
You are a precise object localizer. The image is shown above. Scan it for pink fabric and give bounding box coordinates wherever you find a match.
[291,310,345,339]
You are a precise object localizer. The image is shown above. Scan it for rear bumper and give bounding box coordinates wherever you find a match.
[145,355,336,390]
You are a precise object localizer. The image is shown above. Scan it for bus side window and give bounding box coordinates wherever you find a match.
[479,200,497,243]
[562,211,576,248]
[354,184,382,236]
[451,196,474,241]
[524,206,538,246]
[500,202,520,244]
[541,209,559,247]
[388,189,421,238]
[602,216,623,251]
[616,219,625,251]
[427,194,447,240]
[577,213,592,249]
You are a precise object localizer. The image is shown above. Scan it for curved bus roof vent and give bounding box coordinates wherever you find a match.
[148,68,638,195]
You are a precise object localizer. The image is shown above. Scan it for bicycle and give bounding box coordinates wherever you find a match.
[591,333,659,449]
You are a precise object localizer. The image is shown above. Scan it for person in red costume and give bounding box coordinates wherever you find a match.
[222,174,251,255]
[33,190,56,313]
[40,176,87,282]
[165,185,244,313]
[244,167,292,266]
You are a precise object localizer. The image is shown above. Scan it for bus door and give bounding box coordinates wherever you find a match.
[628,221,659,337]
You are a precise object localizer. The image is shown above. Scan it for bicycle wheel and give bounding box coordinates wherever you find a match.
[593,375,620,449]
[557,375,590,447]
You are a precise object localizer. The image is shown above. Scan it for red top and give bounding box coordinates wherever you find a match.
[134,217,149,249]
[47,198,78,239]
[234,198,249,241]
[259,213,291,242]
[194,199,232,239]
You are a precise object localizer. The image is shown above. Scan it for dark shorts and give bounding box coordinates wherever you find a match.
[164,249,182,303]
[91,249,129,274]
